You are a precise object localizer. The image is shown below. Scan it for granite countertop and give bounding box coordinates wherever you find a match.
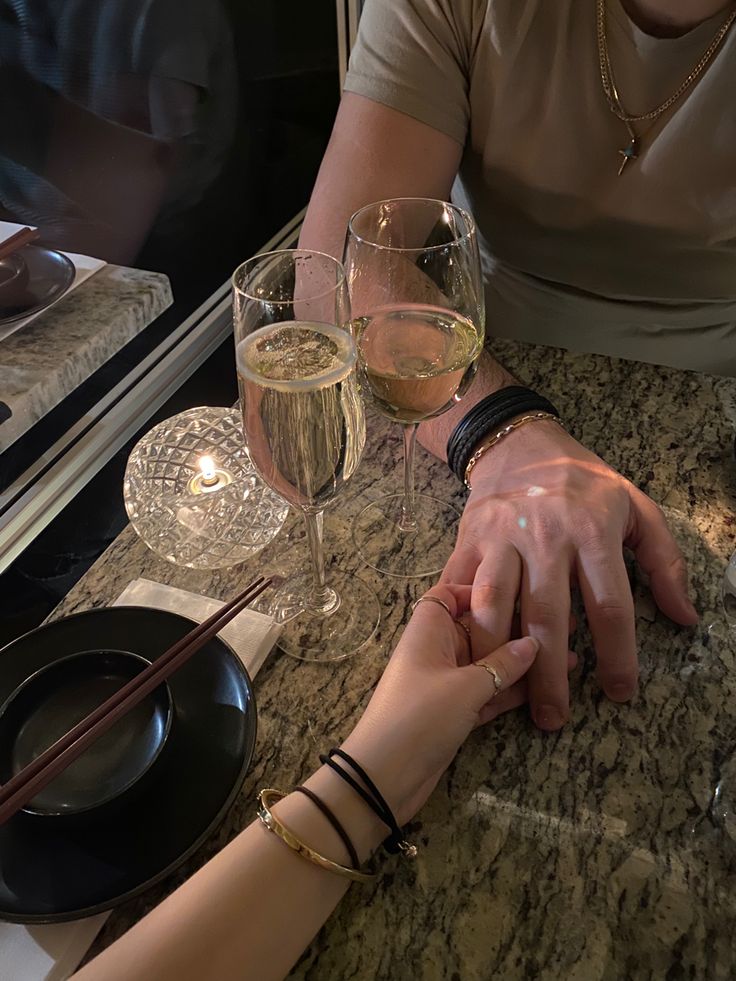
[0,264,172,452]
[53,339,736,980]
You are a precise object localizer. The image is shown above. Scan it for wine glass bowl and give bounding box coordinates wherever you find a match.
[353,305,482,423]
[344,198,485,579]
[232,250,379,662]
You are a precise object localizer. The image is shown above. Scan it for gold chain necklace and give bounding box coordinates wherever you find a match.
[596,0,736,174]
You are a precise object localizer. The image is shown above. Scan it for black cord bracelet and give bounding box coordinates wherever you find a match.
[447,386,561,483]
[447,387,546,475]
[293,786,360,870]
[319,749,417,857]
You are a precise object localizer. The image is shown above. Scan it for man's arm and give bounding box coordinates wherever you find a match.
[301,90,696,732]
[300,91,516,452]
[300,92,460,260]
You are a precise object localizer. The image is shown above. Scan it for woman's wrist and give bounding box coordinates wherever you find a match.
[290,764,388,866]
[338,730,418,828]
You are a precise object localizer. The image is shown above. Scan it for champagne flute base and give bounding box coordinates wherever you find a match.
[269,571,381,663]
[352,493,461,579]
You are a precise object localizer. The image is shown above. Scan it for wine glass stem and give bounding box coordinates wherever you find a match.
[303,510,340,615]
[400,424,419,533]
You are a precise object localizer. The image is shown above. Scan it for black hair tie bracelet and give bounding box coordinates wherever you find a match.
[293,786,360,870]
[319,748,417,858]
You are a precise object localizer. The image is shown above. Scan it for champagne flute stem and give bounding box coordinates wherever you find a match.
[302,510,340,615]
[400,424,419,533]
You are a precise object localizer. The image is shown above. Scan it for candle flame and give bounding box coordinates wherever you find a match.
[199,455,216,481]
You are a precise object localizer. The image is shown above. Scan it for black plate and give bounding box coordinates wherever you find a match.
[0,607,257,923]
[0,245,75,325]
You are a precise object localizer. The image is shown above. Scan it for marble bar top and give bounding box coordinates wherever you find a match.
[0,264,172,452]
[52,339,736,980]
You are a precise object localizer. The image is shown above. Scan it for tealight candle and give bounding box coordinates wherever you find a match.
[124,406,288,569]
[187,455,234,495]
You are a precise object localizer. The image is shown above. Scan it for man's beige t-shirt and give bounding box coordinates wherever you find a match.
[344,0,736,375]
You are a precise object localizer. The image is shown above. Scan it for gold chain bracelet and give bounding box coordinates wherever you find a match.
[257,789,378,884]
[463,412,564,489]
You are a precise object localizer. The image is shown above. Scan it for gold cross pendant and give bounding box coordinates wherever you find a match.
[617,137,638,176]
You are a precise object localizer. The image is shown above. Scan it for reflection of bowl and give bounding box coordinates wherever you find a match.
[0,650,173,821]
[0,253,29,292]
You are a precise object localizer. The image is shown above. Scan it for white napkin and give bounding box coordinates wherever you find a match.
[0,221,106,344]
[0,579,280,981]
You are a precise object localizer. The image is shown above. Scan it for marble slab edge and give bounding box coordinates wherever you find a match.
[0,265,173,452]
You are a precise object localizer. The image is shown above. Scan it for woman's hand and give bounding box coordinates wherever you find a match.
[442,420,698,732]
[341,582,574,826]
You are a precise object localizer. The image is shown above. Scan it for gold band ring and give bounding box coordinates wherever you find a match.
[412,595,471,647]
[475,662,503,696]
[455,618,471,645]
[411,595,453,618]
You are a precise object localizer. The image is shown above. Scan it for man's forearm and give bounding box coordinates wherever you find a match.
[299,93,463,260]
[297,92,510,464]
[417,349,516,461]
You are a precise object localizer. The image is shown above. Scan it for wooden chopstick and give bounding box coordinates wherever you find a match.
[0,577,272,826]
[0,226,39,262]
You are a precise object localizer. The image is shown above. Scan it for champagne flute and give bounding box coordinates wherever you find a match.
[344,198,485,578]
[232,250,380,661]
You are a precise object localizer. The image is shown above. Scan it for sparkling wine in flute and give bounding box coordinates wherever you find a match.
[352,306,483,424]
[236,321,365,512]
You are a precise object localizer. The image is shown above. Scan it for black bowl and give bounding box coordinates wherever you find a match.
[0,245,74,324]
[0,253,28,291]
[0,649,173,820]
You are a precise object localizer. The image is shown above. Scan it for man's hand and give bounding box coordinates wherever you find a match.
[441,419,698,731]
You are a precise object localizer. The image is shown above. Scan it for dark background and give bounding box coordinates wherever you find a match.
[0,0,341,645]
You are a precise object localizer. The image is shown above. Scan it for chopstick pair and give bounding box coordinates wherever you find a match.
[0,226,39,262]
[0,577,272,827]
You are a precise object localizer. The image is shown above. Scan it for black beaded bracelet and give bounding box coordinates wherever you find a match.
[447,386,560,483]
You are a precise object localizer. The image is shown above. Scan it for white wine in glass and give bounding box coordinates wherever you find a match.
[353,306,482,423]
[233,252,379,662]
[345,198,485,579]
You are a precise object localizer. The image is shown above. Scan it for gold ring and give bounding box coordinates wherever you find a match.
[455,618,471,645]
[411,595,453,618]
[475,662,503,696]
[412,595,471,646]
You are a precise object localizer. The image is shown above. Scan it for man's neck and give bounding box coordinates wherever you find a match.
[620,0,733,35]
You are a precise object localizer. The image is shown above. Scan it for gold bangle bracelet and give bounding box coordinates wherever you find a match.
[464,412,564,489]
[256,789,379,884]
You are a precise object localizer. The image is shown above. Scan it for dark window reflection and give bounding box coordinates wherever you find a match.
[1,0,339,304]
[0,2,340,643]
[1,0,237,264]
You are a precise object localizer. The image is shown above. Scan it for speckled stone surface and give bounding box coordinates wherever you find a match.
[0,264,172,452]
[53,340,736,980]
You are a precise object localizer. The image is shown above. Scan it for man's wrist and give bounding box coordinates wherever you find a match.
[417,350,517,461]
[467,417,569,487]
[447,383,562,485]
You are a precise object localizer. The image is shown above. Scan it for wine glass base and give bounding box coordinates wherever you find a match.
[352,493,461,579]
[269,571,381,663]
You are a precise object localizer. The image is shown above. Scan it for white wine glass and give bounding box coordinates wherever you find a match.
[232,250,380,661]
[344,198,485,578]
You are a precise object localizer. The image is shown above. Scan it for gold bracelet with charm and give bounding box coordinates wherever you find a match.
[463,411,564,489]
[256,788,379,883]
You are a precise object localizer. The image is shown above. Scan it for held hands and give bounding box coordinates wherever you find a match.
[341,584,575,827]
[443,420,698,732]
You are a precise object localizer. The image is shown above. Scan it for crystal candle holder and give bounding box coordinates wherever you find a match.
[124,406,288,569]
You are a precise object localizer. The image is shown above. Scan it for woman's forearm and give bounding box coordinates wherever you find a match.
[73,767,386,981]
[71,583,537,981]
